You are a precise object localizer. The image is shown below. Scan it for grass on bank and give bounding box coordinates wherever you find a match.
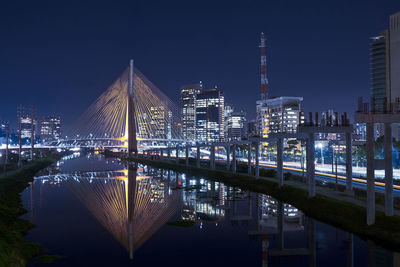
[166,220,196,227]
[129,156,400,252]
[0,157,59,267]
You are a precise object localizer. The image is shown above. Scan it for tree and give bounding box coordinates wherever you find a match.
[353,144,366,167]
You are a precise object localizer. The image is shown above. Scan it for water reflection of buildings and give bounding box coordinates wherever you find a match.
[248,195,315,267]
[30,157,400,266]
[259,195,303,230]
[181,177,226,225]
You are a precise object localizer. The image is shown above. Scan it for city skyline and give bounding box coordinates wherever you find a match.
[2,1,400,129]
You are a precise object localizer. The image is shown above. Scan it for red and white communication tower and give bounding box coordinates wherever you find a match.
[260,32,269,100]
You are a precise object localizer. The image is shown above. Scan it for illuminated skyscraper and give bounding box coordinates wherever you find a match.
[196,88,225,142]
[0,120,9,146]
[17,106,36,140]
[40,116,61,142]
[181,83,202,140]
[224,104,234,137]
[256,97,304,137]
[150,106,168,139]
[370,11,400,139]
[0,120,8,137]
[225,110,246,141]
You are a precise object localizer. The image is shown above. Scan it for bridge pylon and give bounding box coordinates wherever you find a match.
[128,59,138,156]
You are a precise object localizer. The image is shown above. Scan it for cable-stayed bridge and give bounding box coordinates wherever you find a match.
[64,60,184,151]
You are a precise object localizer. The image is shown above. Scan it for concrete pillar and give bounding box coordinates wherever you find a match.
[307,133,315,197]
[232,144,236,173]
[226,145,230,170]
[277,138,284,186]
[167,148,171,161]
[160,149,163,160]
[210,145,215,170]
[345,132,353,194]
[384,123,393,216]
[175,146,179,163]
[247,143,252,174]
[255,142,260,178]
[196,146,201,168]
[366,122,375,225]
[185,145,189,166]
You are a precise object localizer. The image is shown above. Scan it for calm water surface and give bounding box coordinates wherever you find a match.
[22,153,399,266]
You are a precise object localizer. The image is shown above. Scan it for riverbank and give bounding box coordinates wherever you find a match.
[0,156,59,267]
[129,156,400,251]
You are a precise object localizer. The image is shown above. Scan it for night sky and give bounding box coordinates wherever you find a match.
[1,0,400,131]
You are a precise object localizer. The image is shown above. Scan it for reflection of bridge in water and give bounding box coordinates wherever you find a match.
[36,164,182,259]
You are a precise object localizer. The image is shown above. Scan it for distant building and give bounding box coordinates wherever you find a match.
[17,106,37,140]
[370,12,400,139]
[256,97,304,137]
[135,104,173,139]
[224,104,234,137]
[181,83,202,141]
[0,121,8,146]
[150,106,168,139]
[246,120,257,137]
[40,116,61,142]
[320,109,336,126]
[226,111,246,141]
[224,104,246,141]
[0,121,8,137]
[317,110,341,141]
[353,123,366,141]
[196,88,225,142]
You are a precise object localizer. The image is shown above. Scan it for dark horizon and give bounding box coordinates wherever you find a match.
[2,0,400,131]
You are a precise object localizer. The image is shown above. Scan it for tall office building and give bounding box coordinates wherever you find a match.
[17,106,36,140]
[246,120,257,137]
[371,12,400,112]
[40,116,61,142]
[390,12,400,108]
[370,11,400,139]
[181,83,202,140]
[150,106,167,139]
[256,97,304,137]
[196,88,225,142]
[0,120,8,146]
[354,123,366,141]
[224,104,234,136]
[226,111,246,141]
[0,121,8,137]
